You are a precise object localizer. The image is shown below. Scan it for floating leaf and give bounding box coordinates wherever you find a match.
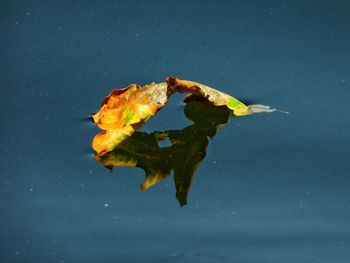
[95,102,232,206]
[92,76,274,155]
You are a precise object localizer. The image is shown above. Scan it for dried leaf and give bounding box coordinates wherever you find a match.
[92,76,274,155]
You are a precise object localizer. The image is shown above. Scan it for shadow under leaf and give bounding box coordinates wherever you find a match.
[95,101,233,206]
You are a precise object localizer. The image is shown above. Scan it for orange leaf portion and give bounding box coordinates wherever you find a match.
[92,82,169,154]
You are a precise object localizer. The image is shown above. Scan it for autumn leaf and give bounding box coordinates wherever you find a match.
[92,82,170,154]
[92,76,274,155]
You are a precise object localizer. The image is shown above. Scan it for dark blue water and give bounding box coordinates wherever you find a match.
[1,1,350,262]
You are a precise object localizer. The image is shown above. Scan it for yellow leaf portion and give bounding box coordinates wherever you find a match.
[140,171,167,191]
[92,127,135,155]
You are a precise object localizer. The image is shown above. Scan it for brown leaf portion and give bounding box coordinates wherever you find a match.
[166,76,275,116]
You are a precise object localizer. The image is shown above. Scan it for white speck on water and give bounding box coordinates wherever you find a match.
[135,33,140,38]
[231,211,236,215]
[29,188,34,192]
[306,192,310,196]
[212,161,217,164]
[276,109,290,114]
[104,203,109,207]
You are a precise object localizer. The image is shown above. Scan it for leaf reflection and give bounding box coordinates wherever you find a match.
[95,101,232,206]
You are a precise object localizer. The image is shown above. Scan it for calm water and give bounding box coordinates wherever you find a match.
[1,1,350,262]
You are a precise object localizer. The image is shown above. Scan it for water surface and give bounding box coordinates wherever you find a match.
[1,1,350,262]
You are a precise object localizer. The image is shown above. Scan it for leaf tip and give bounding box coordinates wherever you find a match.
[246,104,276,114]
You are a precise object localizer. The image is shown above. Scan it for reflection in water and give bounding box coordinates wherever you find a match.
[95,101,232,206]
